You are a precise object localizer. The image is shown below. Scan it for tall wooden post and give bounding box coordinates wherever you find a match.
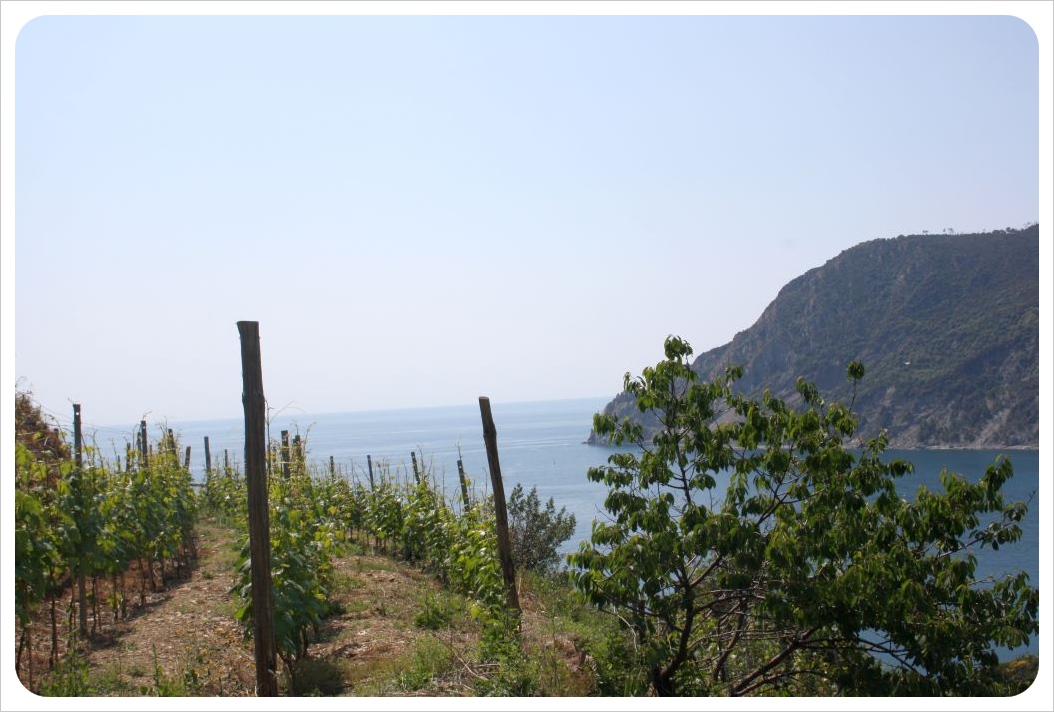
[73,404,88,639]
[411,451,421,484]
[366,455,375,493]
[204,436,212,475]
[478,396,520,614]
[73,404,83,468]
[184,446,192,471]
[238,320,278,697]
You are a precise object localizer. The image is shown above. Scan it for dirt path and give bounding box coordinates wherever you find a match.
[75,521,471,696]
[84,520,257,696]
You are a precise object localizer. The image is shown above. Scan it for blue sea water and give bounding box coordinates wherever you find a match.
[161,396,1041,660]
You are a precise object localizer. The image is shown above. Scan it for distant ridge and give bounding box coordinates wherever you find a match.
[588,225,1039,450]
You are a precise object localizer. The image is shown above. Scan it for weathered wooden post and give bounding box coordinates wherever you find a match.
[478,396,520,615]
[280,430,290,479]
[73,404,83,468]
[238,320,278,697]
[365,454,377,549]
[456,449,470,509]
[329,455,335,477]
[204,436,212,475]
[138,420,149,468]
[73,404,88,639]
[411,451,421,484]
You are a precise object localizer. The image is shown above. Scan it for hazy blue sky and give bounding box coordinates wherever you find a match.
[6,4,1049,434]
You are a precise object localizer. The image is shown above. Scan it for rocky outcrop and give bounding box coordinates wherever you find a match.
[588,226,1039,450]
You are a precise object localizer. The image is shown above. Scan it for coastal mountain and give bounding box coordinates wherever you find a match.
[588,225,1040,450]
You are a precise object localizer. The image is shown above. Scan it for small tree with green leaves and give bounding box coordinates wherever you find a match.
[568,336,1037,696]
[507,484,576,577]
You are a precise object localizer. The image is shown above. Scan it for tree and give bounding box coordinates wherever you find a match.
[507,484,576,577]
[568,336,1037,696]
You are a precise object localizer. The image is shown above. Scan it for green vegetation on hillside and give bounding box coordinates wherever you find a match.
[14,392,199,691]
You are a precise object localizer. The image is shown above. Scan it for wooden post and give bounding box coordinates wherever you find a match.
[139,420,148,468]
[73,404,83,468]
[478,396,520,614]
[329,455,335,477]
[292,434,303,476]
[366,454,375,493]
[184,446,192,471]
[456,450,470,510]
[411,451,420,484]
[73,405,88,639]
[204,436,212,475]
[238,320,278,697]
[280,430,290,479]
[224,449,230,474]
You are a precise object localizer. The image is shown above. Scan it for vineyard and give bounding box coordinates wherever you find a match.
[13,390,602,697]
[14,396,201,690]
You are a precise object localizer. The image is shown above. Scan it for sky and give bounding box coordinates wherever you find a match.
[4,3,1049,436]
[2,3,1051,711]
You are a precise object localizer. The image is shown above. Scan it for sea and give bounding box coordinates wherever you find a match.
[157,396,1040,661]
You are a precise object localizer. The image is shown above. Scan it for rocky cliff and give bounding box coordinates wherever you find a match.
[588,226,1039,449]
